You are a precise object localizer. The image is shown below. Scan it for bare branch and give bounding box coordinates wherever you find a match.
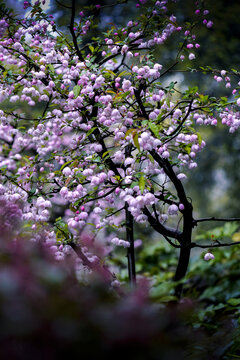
[195,217,240,223]
[191,241,240,249]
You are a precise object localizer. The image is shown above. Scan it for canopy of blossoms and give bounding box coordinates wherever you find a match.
[0,0,239,289]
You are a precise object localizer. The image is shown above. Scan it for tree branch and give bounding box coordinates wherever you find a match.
[195,217,240,223]
[163,99,193,142]
[149,151,190,209]
[69,241,115,283]
[143,206,182,241]
[69,0,84,62]
[149,151,194,297]
[191,241,240,249]
[159,61,179,78]
[134,81,149,119]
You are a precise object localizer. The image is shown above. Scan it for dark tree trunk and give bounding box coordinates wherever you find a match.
[174,201,193,298]
[125,204,136,286]
[174,244,191,298]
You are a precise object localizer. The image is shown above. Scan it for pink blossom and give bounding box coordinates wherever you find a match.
[204,252,215,261]
[179,204,184,211]
[206,21,213,28]
[168,204,178,215]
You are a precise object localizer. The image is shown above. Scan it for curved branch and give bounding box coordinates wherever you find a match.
[159,61,179,78]
[143,207,182,241]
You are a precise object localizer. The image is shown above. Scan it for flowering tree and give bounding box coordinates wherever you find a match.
[0,0,240,296]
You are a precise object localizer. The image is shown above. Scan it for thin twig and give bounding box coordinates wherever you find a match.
[191,241,240,249]
[195,217,240,223]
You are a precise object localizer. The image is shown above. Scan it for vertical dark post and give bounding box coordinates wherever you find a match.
[125,203,136,286]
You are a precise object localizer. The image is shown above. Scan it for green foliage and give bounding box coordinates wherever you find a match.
[112,224,240,358]
[195,222,239,242]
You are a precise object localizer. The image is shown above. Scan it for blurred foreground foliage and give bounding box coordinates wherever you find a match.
[0,231,216,359]
[0,221,239,359]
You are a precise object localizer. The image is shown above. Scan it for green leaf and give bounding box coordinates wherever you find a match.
[148,154,154,163]
[48,64,55,73]
[133,133,140,151]
[227,298,240,306]
[168,81,177,90]
[86,127,97,137]
[148,122,160,138]
[121,90,131,98]
[150,282,176,299]
[28,188,37,196]
[139,175,145,194]
[125,128,135,138]
[89,45,95,53]
[0,165,7,172]
[60,160,73,171]
[102,150,109,158]
[198,94,209,103]
[197,132,202,145]
[73,85,81,98]
[118,71,128,77]
[184,144,192,154]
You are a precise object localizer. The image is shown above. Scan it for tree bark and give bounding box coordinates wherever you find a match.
[174,244,191,298]
[174,201,193,298]
[125,204,136,286]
